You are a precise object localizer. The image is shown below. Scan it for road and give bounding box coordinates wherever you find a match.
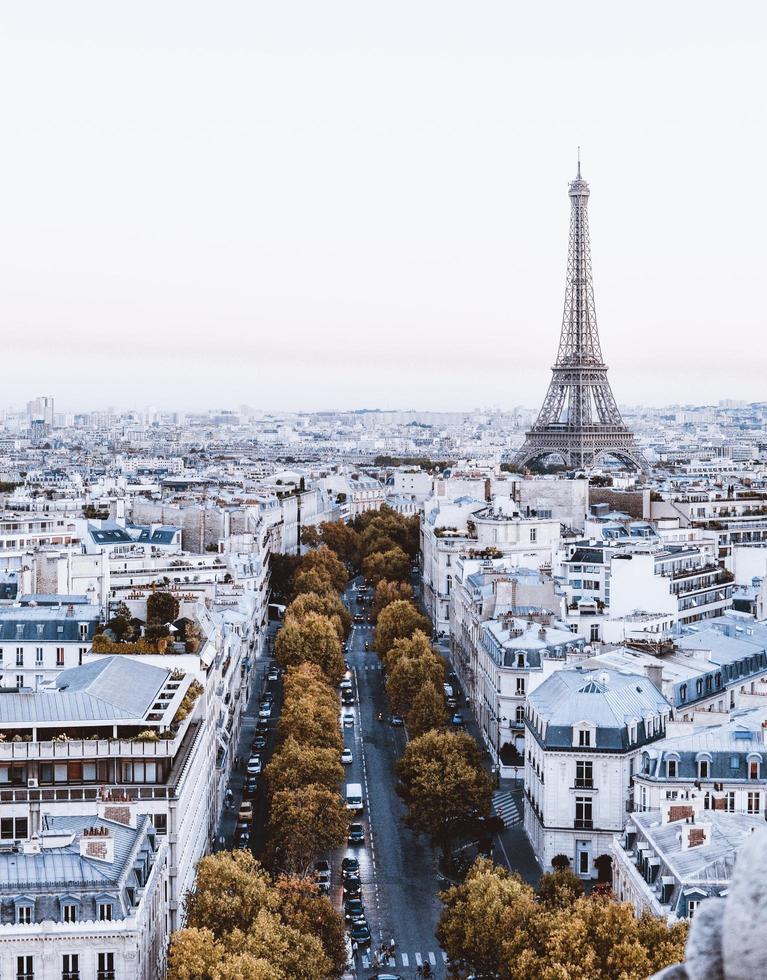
[338,579,449,978]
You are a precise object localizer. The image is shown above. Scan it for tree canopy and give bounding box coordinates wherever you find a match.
[147,590,179,625]
[362,545,411,585]
[284,590,351,641]
[372,579,414,621]
[436,858,689,980]
[374,600,432,657]
[396,729,493,860]
[267,784,348,876]
[274,612,345,684]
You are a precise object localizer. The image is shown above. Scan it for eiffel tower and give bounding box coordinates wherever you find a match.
[513,159,649,473]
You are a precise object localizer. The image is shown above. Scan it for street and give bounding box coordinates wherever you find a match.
[339,579,448,977]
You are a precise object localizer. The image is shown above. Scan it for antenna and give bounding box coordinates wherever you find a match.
[577,146,581,179]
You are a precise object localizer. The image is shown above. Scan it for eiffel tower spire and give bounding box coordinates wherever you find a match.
[513,161,648,473]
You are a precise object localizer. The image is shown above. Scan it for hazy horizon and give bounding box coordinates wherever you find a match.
[2,1,765,412]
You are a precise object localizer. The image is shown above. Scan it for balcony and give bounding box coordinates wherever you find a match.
[574,779,595,789]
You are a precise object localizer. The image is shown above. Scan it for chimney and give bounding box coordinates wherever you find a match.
[644,662,664,692]
[80,826,115,864]
[680,820,711,851]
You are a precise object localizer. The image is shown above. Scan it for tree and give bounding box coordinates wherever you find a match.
[396,729,493,862]
[184,851,275,937]
[382,629,433,671]
[285,591,351,640]
[265,738,344,797]
[267,784,348,875]
[233,911,332,980]
[362,545,410,585]
[536,867,585,909]
[278,696,342,752]
[436,858,688,980]
[269,553,302,603]
[386,650,444,716]
[374,601,432,657]
[406,681,448,736]
[274,876,348,979]
[166,928,227,980]
[274,612,345,684]
[292,567,336,598]
[299,546,348,593]
[372,579,414,621]
[147,590,179,625]
[317,520,360,567]
[437,858,536,979]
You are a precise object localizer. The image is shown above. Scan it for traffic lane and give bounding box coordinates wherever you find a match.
[354,648,446,972]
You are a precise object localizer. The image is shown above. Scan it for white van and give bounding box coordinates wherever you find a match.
[345,782,364,813]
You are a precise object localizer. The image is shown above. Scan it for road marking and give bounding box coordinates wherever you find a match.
[429,951,437,966]
[401,953,409,967]
[415,952,423,967]
[442,951,448,962]
[496,831,512,870]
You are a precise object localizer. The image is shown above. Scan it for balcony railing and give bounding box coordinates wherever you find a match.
[574,779,595,789]
[574,818,593,829]
[0,733,184,762]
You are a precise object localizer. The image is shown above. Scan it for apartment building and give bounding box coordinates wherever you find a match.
[524,667,670,879]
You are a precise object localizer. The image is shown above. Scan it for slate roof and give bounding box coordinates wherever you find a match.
[0,606,101,643]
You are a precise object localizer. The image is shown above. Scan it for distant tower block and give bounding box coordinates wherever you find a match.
[514,161,649,473]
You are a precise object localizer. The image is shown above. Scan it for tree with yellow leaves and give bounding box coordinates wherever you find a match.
[274,611,345,684]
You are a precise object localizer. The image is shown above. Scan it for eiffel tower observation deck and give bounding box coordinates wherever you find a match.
[513,160,649,473]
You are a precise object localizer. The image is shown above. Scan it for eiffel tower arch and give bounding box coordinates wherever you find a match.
[513,162,649,474]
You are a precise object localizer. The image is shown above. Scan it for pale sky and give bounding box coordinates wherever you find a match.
[1,1,765,413]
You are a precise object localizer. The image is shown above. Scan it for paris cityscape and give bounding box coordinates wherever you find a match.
[1,4,765,980]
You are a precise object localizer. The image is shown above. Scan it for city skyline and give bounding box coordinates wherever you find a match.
[2,1,765,411]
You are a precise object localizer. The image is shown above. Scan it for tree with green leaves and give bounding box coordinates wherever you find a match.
[374,601,432,657]
[396,729,493,862]
[146,590,179,625]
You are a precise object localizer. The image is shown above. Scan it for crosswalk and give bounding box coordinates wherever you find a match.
[361,949,448,971]
[492,789,523,827]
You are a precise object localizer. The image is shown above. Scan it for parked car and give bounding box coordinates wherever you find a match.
[451,712,465,727]
[339,678,353,690]
[390,715,404,727]
[347,823,365,845]
[342,714,354,729]
[256,720,269,733]
[262,690,274,704]
[267,667,279,682]
[252,732,268,751]
[341,748,353,765]
[341,691,354,706]
[349,921,371,946]
[314,860,331,888]
[258,702,272,719]
[238,800,254,822]
[342,875,361,897]
[446,697,457,710]
[341,857,360,878]
[344,897,365,922]
[247,755,262,775]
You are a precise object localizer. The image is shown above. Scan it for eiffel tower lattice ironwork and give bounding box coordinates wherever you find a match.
[513,160,649,473]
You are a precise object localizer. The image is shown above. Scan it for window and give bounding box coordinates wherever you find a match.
[590,624,600,642]
[98,903,113,922]
[16,647,24,667]
[56,647,65,667]
[688,900,700,919]
[35,648,43,666]
[576,760,593,788]
[575,796,593,829]
[698,759,710,779]
[16,904,33,924]
[730,755,740,770]
[667,759,678,778]
[530,527,537,543]
[62,953,80,980]
[17,956,34,980]
[151,813,168,835]
[578,728,592,747]
[97,953,115,980]
[515,705,525,725]
[749,759,760,780]
[747,791,761,815]
[516,678,525,696]
[79,624,88,641]
[1,816,29,839]
[16,674,24,689]
[725,792,736,813]
[679,684,687,702]
[62,903,78,923]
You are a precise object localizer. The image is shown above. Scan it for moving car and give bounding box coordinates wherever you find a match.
[238,800,254,822]
[339,678,353,690]
[353,614,364,623]
[267,667,279,682]
[342,713,354,729]
[261,690,274,704]
[341,690,354,706]
[446,697,457,710]
[347,823,365,845]
[247,755,262,775]
[345,782,364,812]
[342,876,361,898]
[374,975,405,980]
[252,732,268,751]
[244,777,259,797]
[451,712,465,727]
[256,720,269,733]
[341,748,353,765]
[390,715,404,727]
[258,702,272,719]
